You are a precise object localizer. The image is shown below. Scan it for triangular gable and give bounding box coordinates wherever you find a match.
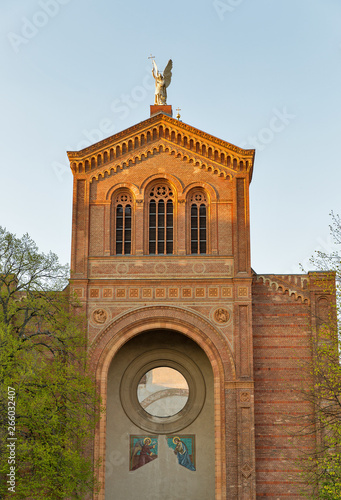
[67,113,255,182]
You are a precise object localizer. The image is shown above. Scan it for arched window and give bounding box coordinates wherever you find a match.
[112,192,133,255]
[189,191,207,254]
[148,184,174,255]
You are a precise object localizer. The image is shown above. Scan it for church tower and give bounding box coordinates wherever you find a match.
[67,63,332,499]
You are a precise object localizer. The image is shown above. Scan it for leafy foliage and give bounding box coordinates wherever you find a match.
[297,214,341,499]
[0,227,100,499]
[312,213,341,279]
[299,319,341,499]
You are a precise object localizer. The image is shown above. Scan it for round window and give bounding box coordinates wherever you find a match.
[120,349,206,434]
[137,367,189,417]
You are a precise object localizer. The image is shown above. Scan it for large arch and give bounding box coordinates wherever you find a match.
[90,306,237,500]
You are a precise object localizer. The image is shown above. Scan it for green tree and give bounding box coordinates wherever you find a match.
[297,213,341,499]
[312,212,341,289]
[0,227,100,499]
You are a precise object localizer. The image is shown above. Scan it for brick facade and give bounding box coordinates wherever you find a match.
[67,109,333,499]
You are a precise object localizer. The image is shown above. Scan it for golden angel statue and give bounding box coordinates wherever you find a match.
[152,59,173,105]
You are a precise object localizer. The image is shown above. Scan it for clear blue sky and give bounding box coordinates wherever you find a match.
[1,0,340,273]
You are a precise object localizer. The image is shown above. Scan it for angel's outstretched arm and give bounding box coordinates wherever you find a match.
[152,60,159,80]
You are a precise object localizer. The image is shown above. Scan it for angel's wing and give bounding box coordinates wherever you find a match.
[163,59,173,88]
[152,59,158,75]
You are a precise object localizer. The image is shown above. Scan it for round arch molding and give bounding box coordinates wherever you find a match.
[91,306,237,500]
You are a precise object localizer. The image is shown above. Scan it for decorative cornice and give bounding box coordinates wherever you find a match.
[82,141,249,183]
[254,274,310,304]
[67,113,254,160]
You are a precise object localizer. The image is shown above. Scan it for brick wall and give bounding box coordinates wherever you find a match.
[252,275,315,498]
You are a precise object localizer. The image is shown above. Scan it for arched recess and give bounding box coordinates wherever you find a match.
[144,180,176,255]
[186,187,210,255]
[317,296,331,333]
[91,305,236,500]
[183,183,219,256]
[110,188,135,255]
[140,176,181,256]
